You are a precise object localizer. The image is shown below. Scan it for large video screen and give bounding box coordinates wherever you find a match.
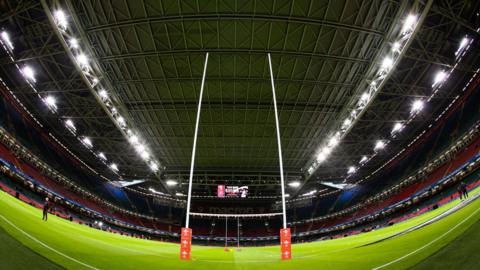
[217,185,248,198]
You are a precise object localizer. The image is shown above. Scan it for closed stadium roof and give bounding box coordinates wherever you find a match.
[0,0,479,199]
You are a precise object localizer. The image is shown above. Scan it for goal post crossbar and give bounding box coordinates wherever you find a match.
[189,212,283,218]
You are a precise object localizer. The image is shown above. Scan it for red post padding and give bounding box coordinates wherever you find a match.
[180,227,192,260]
[280,228,292,260]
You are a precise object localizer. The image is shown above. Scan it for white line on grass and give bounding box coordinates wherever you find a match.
[0,214,99,270]
[372,206,480,270]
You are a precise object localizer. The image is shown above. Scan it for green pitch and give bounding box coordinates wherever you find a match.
[0,188,479,270]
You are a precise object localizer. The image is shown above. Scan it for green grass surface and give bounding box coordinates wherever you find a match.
[0,188,479,270]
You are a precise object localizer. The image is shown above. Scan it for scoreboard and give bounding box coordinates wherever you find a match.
[217,185,248,198]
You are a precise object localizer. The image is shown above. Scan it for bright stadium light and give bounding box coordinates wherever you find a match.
[44,95,56,107]
[175,192,185,196]
[360,92,370,102]
[381,57,394,71]
[392,122,404,133]
[110,163,119,172]
[149,162,159,172]
[401,14,417,34]
[456,37,469,56]
[129,135,139,145]
[98,89,108,100]
[360,156,368,164]
[22,66,36,83]
[139,150,150,160]
[328,136,339,147]
[135,144,146,153]
[392,41,400,52]
[54,9,68,30]
[98,152,107,160]
[117,116,126,127]
[76,53,89,69]
[374,140,385,150]
[1,31,14,51]
[411,99,424,113]
[65,119,76,132]
[82,137,93,148]
[343,118,352,128]
[285,194,290,198]
[69,38,79,49]
[288,181,301,188]
[166,180,178,186]
[432,70,447,87]
[347,166,356,174]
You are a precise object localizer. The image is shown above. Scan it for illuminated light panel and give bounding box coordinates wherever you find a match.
[392,122,404,133]
[82,137,93,148]
[360,156,368,164]
[69,38,79,49]
[166,180,178,186]
[1,31,14,50]
[149,162,159,172]
[65,119,76,131]
[110,163,119,172]
[374,140,385,150]
[98,89,108,100]
[401,14,417,34]
[411,99,424,113]
[54,9,68,30]
[97,152,107,160]
[432,70,447,87]
[22,66,36,83]
[381,57,394,71]
[288,181,301,188]
[347,166,356,174]
[76,53,89,69]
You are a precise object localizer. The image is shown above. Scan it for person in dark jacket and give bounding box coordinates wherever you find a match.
[42,198,50,221]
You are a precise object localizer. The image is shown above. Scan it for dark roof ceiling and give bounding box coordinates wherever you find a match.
[0,0,479,199]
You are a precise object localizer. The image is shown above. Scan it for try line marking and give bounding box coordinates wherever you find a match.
[0,214,99,270]
[372,205,480,270]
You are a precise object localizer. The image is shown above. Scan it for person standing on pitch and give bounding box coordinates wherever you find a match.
[42,197,50,221]
[461,182,469,199]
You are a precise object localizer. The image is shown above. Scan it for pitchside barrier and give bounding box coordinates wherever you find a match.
[180,53,291,260]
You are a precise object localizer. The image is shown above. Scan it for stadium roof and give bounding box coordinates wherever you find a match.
[0,0,479,198]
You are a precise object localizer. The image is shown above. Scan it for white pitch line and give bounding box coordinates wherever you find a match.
[0,214,99,270]
[372,206,480,270]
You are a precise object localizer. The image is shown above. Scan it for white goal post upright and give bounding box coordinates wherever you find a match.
[180,52,209,260]
[185,52,209,228]
[268,53,292,260]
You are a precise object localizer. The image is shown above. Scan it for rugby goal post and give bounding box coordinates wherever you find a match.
[180,53,291,260]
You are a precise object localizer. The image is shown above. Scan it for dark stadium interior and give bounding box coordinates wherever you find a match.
[0,0,480,268]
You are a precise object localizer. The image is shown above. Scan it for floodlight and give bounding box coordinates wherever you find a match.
[392,42,400,52]
[76,53,89,69]
[98,89,108,100]
[22,66,36,82]
[54,9,68,30]
[149,162,159,172]
[69,38,79,49]
[82,137,93,148]
[98,152,107,160]
[392,122,404,133]
[402,14,417,34]
[411,99,424,113]
[65,119,75,131]
[432,70,447,87]
[288,181,301,188]
[166,180,178,186]
[374,140,385,150]
[1,31,14,50]
[110,163,119,172]
[381,57,393,70]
